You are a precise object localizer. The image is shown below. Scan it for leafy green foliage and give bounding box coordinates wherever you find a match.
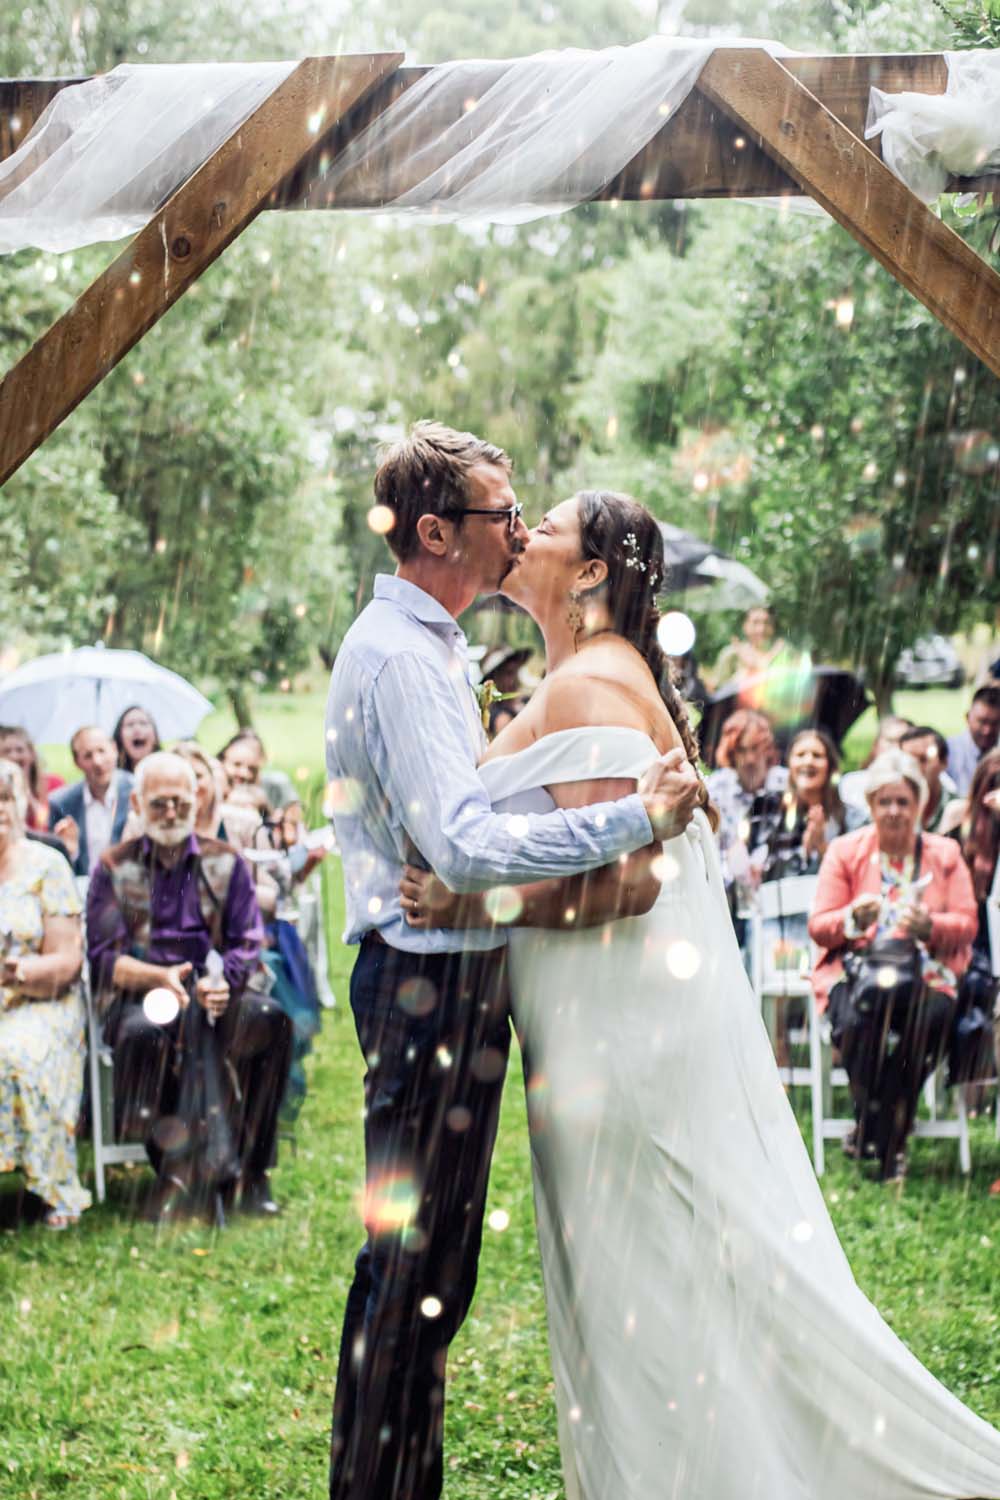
[936,0,1000,48]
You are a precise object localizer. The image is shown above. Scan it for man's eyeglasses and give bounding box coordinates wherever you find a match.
[147,796,193,816]
[451,501,523,535]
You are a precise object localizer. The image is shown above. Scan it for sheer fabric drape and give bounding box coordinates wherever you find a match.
[0,44,997,254]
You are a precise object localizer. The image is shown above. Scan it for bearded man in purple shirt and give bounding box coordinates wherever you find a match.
[87,751,290,1222]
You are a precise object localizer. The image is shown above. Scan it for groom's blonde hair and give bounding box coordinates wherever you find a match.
[373,420,511,561]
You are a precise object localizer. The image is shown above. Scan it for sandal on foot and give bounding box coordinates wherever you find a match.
[43,1209,79,1230]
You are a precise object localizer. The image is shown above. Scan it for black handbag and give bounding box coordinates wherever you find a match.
[835,838,926,1032]
[840,937,924,1019]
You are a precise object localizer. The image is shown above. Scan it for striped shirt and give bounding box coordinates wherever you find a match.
[324,574,653,953]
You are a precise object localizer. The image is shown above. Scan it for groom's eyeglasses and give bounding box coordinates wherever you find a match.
[451,501,524,535]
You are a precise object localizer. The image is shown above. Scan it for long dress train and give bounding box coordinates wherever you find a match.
[478,727,1000,1500]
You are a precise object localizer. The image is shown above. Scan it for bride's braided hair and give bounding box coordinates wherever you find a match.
[576,490,718,832]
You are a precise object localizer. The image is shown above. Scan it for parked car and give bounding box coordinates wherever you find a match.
[895,634,965,690]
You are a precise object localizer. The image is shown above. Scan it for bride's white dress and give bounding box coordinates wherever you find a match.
[478,727,1000,1500]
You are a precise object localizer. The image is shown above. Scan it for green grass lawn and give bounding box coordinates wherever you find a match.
[2,859,1000,1499]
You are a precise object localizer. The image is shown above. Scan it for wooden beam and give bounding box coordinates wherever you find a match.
[0,53,402,488]
[0,77,87,162]
[697,47,1000,380]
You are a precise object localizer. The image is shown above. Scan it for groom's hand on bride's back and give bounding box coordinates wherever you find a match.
[638,748,701,840]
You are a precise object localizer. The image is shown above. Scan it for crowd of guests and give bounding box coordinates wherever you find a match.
[702,682,1000,1187]
[0,711,328,1230]
[2,665,999,1225]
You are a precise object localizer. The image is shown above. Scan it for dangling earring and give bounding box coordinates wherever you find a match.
[566,589,584,638]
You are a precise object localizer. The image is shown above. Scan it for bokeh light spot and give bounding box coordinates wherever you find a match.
[143,987,180,1026]
[650,852,680,883]
[666,939,701,979]
[367,504,395,535]
[396,977,438,1017]
[359,1170,420,1235]
[657,611,696,657]
[483,886,524,924]
[326,777,363,815]
[470,1047,506,1083]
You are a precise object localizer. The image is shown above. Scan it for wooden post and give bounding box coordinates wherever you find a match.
[696,48,1000,380]
[0,53,402,488]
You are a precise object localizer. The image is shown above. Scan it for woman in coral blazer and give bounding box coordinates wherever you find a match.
[808,750,976,1179]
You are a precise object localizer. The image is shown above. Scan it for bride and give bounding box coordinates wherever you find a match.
[401,488,1000,1500]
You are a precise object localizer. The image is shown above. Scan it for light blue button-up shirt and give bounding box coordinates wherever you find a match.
[325,574,654,953]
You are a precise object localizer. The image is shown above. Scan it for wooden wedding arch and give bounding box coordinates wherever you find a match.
[0,47,998,490]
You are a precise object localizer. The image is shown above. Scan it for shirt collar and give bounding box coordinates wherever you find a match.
[83,776,116,809]
[139,831,201,866]
[374,574,465,639]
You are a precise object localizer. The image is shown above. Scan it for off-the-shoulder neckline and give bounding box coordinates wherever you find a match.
[482,724,661,768]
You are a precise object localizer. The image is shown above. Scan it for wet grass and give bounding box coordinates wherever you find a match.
[2,860,999,1498]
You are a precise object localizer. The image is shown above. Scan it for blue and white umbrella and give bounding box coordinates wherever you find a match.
[0,644,213,745]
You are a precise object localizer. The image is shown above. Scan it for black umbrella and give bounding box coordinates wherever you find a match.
[659,525,769,610]
[699,664,870,766]
[659,523,716,586]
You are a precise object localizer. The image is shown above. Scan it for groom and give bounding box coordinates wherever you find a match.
[325,420,699,1500]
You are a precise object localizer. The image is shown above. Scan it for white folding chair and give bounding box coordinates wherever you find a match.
[913,1068,971,1174]
[78,877,145,1203]
[750,875,847,1175]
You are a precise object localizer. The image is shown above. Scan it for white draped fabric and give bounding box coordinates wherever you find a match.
[300,37,789,224]
[866,49,1000,203]
[0,43,997,254]
[0,61,296,252]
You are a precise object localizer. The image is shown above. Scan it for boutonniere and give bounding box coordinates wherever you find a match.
[475,678,519,730]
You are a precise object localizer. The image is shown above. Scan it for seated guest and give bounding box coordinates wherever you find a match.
[706,709,787,933]
[839,715,913,813]
[112,705,161,774]
[947,749,1000,1188]
[219,729,266,789]
[899,725,956,832]
[48,727,132,876]
[809,750,977,1181]
[0,760,90,1228]
[946,684,1000,797]
[86,752,292,1221]
[173,741,275,914]
[741,729,857,1056]
[747,728,862,882]
[0,726,65,832]
[710,605,786,689]
[219,728,298,816]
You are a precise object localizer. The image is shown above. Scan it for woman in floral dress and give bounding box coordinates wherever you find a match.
[0,759,90,1227]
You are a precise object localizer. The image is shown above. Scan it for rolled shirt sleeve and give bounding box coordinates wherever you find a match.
[369,652,653,893]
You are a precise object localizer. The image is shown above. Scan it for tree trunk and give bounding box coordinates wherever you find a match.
[869,671,896,717]
[229,684,254,729]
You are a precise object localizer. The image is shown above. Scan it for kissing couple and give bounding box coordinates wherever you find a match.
[325,422,1000,1500]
